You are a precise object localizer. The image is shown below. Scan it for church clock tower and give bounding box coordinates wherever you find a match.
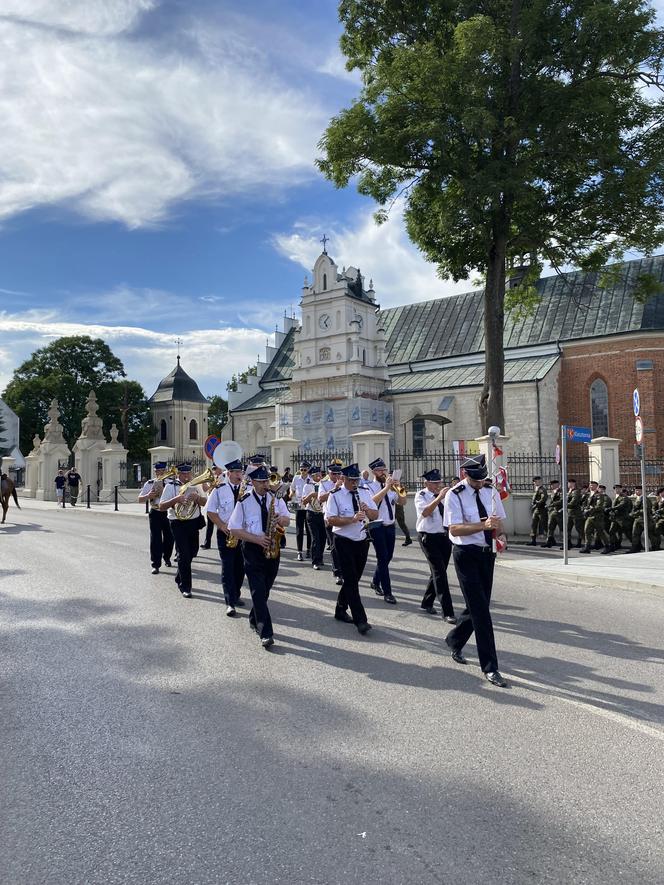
[287,246,392,450]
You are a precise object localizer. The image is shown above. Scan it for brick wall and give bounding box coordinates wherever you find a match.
[558,335,664,458]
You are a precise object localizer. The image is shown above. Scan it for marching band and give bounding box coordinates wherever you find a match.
[136,445,508,684]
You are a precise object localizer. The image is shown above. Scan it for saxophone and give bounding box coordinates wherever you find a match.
[265,492,286,559]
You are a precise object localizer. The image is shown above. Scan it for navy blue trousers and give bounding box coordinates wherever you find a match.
[371,523,396,596]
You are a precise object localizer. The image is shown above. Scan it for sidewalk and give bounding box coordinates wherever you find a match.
[15,495,147,518]
[499,546,664,594]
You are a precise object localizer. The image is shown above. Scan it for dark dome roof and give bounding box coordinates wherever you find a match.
[149,358,208,404]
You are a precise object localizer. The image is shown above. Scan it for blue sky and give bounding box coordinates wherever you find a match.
[1,0,664,400]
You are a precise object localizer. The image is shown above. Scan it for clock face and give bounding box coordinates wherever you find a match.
[319,314,331,330]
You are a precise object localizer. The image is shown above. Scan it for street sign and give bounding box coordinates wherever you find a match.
[635,416,643,443]
[633,388,640,417]
[204,434,221,459]
[564,425,592,443]
[555,444,561,465]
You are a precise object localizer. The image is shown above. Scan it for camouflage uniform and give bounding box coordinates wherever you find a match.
[608,491,632,551]
[628,494,655,553]
[543,486,563,547]
[529,484,548,543]
[566,487,585,547]
[652,494,664,552]
[580,491,610,553]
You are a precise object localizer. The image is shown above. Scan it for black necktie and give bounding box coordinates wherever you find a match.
[232,485,239,503]
[255,493,268,532]
[474,489,493,546]
[351,491,360,513]
[437,500,444,522]
[385,494,393,521]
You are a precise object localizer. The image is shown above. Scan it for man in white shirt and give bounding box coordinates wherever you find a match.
[326,463,379,634]
[205,457,246,616]
[415,468,457,622]
[318,463,344,584]
[366,457,405,605]
[291,461,312,561]
[158,463,207,599]
[137,461,174,574]
[443,455,507,687]
[227,465,290,649]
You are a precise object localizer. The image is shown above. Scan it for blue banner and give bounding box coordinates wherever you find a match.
[564,425,592,443]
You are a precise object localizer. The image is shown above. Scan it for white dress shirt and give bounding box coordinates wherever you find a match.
[302,481,323,513]
[159,479,202,522]
[326,486,377,541]
[318,478,337,516]
[228,490,289,537]
[367,479,397,526]
[415,488,447,533]
[443,481,506,546]
[139,478,163,510]
[206,482,242,523]
[291,475,309,505]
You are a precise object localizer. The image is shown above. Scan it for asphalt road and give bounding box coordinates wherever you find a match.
[2,504,663,885]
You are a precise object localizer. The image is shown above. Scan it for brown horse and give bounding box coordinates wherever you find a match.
[1,474,20,524]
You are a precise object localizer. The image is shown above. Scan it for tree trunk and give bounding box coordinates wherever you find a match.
[479,235,506,435]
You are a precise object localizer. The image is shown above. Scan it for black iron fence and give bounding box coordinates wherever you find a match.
[289,449,353,473]
[390,450,461,490]
[505,452,597,491]
[617,458,664,493]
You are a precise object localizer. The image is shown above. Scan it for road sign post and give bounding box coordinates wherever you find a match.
[632,390,648,553]
[633,388,640,417]
[561,425,591,566]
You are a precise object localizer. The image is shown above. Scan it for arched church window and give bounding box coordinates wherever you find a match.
[319,347,331,362]
[413,417,425,457]
[189,419,198,440]
[160,419,167,441]
[323,273,327,290]
[590,378,609,438]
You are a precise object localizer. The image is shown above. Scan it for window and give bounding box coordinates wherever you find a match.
[323,273,327,290]
[590,379,609,438]
[189,419,198,440]
[413,417,425,457]
[160,419,167,441]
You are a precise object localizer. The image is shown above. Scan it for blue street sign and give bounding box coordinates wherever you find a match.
[564,425,592,443]
[633,388,640,417]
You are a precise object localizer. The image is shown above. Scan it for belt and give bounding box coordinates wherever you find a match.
[455,543,493,553]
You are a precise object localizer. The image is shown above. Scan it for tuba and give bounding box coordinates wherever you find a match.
[175,467,216,520]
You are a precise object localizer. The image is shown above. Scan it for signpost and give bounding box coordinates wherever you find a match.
[635,416,643,444]
[632,396,649,552]
[204,434,221,460]
[561,425,592,565]
[633,388,640,417]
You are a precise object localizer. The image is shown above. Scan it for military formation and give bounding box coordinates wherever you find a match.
[528,476,664,554]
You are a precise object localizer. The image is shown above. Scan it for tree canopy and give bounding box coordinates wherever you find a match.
[319,0,664,430]
[207,395,229,437]
[2,336,151,459]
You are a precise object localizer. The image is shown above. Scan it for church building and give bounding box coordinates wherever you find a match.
[149,357,210,461]
[227,250,664,462]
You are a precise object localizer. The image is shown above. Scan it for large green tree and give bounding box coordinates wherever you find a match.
[2,336,150,458]
[207,395,229,437]
[319,0,664,431]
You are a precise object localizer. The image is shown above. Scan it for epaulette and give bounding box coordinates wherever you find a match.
[216,482,227,488]
[240,492,251,502]
[452,483,465,495]
[331,487,342,493]
[416,488,426,495]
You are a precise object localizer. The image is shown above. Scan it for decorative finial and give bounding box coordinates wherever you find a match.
[175,337,183,363]
[320,234,329,254]
[369,278,374,289]
[303,275,309,287]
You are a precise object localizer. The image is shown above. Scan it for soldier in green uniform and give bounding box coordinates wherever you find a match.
[607,484,632,552]
[652,488,664,552]
[566,478,585,548]
[542,479,564,548]
[627,485,655,553]
[528,476,548,545]
[580,481,610,554]
[597,485,612,548]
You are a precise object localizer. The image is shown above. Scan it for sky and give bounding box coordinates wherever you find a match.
[1,0,664,400]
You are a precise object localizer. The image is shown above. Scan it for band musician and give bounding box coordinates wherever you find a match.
[205,458,246,616]
[302,466,326,570]
[227,465,290,649]
[325,463,378,635]
[415,469,456,623]
[367,458,404,605]
[137,461,174,574]
[159,463,206,599]
[291,461,312,561]
[318,463,344,585]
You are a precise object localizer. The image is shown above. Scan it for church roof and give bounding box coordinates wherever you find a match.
[149,358,208,404]
[382,254,664,365]
[232,387,291,412]
[386,355,559,394]
[261,327,296,384]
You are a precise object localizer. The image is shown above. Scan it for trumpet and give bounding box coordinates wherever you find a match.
[175,466,216,520]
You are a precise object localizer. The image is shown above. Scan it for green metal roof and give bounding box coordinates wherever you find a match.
[232,387,291,412]
[381,255,664,365]
[261,327,296,384]
[386,355,559,394]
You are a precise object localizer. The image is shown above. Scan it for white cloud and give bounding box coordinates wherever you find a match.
[0,309,270,398]
[316,50,362,84]
[273,203,480,307]
[0,2,325,228]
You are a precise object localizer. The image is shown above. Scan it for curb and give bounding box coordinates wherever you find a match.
[497,558,664,596]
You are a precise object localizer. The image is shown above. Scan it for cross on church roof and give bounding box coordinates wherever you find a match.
[320,234,329,254]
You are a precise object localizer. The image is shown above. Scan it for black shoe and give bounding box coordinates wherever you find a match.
[371,582,384,596]
[384,594,397,605]
[334,610,353,623]
[226,606,236,617]
[541,539,554,548]
[579,547,591,554]
[235,599,245,607]
[335,576,343,586]
[175,575,181,586]
[181,589,192,598]
[402,538,413,547]
[357,622,372,635]
[600,547,612,555]
[451,650,468,665]
[420,606,436,614]
[164,560,172,568]
[151,567,159,575]
[444,615,457,624]
[313,564,321,570]
[485,671,507,688]
[297,552,303,562]
[527,539,537,546]
[261,637,275,650]
[201,543,211,549]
